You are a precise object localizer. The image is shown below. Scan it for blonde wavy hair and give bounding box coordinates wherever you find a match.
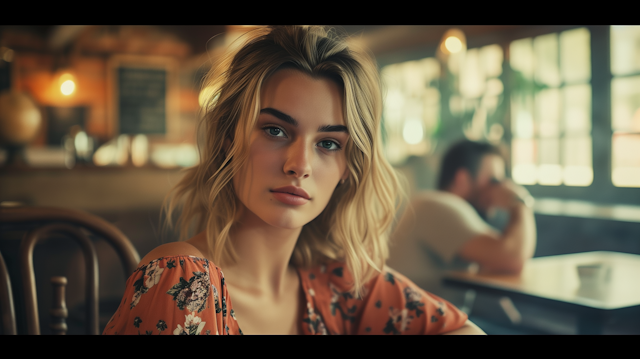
[164,25,404,295]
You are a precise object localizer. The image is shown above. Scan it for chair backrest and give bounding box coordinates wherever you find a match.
[0,248,17,335]
[0,204,140,334]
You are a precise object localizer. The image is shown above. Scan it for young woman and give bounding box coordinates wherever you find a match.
[103,26,484,335]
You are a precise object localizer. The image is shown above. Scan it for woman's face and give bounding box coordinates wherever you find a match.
[232,68,349,230]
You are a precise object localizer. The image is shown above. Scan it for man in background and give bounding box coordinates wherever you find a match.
[387,140,537,317]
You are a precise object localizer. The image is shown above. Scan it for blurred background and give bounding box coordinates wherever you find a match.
[0,25,639,334]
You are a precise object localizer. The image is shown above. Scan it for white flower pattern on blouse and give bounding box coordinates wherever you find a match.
[130,259,167,309]
[173,312,207,335]
[144,260,164,289]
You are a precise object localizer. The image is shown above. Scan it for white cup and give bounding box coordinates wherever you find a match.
[576,262,611,287]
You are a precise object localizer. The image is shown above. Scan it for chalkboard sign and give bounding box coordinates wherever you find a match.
[108,55,178,139]
[118,67,166,134]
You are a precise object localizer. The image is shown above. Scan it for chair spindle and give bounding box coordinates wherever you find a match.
[50,276,68,335]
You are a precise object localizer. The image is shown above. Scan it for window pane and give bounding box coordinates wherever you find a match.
[381,63,406,165]
[385,136,408,165]
[405,98,423,127]
[402,60,426,96]
[381,63,402,88]
[480,44,503,78]
[538,165,563,186]
[538,138,562,185]
[485,78,504,96]
[612,133,640,187]
[611,25,640,76]
[611,76,640,132]
[563,136,593,186]
[564,166,593,187]
[482,78,503,116]
[510,38,534,80]
[419,57,441,84]
[460,48,485,98]
[539,138,560,165]
[563,84,592,134]
[534,33,561,87]
[383,88,405,127]
[536,88,561,137]
[563,136,592,167]
[560,28,591,83]
[512,138,537,185]
[381,58,442,165]
[511,95,534,139]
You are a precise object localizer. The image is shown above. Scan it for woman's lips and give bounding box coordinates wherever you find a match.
[270,186,310,205]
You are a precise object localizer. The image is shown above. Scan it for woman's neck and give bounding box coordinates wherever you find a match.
[220,210,302,299]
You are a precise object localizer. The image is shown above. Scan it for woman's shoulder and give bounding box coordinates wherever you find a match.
[138,240,207,267]
[104,241,235,335]
[138,231,211,265]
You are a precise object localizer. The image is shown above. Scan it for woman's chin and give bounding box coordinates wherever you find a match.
[238,207,308,231]
[263,214,309,231]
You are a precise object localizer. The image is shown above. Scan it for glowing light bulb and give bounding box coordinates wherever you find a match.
[58,73,76,96]
[60,80,75,95]
[445,36,463,54]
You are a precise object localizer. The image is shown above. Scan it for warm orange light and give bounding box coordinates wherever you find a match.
[59,73,76,96]
[60,80,75,95]
[437,28,467,64]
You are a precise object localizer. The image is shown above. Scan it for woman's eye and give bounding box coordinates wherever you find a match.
[265,127,285,137]
[319,140,340,151]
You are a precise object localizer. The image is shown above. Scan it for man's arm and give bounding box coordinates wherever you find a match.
[458,181,537,274]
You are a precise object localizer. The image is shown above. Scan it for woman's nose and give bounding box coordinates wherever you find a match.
[283,139,312,179]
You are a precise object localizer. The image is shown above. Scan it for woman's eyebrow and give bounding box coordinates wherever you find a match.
[318,124,348,133]
[260,108,298,126]
[260,107,348,133]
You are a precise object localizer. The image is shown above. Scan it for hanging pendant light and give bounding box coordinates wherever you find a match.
[58,72,77,96]
[437,28,467,75]
[52,49,78,99]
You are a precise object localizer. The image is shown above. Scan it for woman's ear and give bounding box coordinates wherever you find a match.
[340,168,349,184]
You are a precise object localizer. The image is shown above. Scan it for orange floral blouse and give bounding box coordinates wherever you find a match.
[103,255,468,335]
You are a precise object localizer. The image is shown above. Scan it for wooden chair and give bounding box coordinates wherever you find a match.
[0,248,17,335]
[0,204,140,334]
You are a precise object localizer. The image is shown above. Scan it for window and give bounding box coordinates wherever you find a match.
[512,26,640,205]
[510,28,592,187]
[381,57,441,165]
[380,43,505,166]
[610,25,640,188]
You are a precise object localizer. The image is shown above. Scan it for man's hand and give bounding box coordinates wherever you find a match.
[479,179,533,211]
[460,178,537,273]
